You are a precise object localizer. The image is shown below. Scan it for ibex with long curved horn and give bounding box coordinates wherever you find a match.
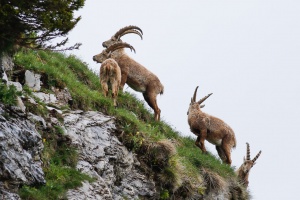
[99,26,164,121]
[93,42,135,107]
[187,86,237,165]
[236,143,262,187]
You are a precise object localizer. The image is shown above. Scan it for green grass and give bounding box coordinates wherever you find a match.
[14,49,238,199]
[178,137,233,178]
[19,165,93,200]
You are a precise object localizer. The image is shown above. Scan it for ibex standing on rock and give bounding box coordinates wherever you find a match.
[187,86,237,165]
[101,26,164,121]
[236,143,262,187]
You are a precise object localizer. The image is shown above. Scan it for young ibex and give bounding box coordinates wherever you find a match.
[101,26,164,121]
[93,42,135,107]
[236,143,262,187]
[187,86,237,165]
[99,58,121,107]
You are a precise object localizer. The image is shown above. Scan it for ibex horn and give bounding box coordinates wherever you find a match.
[246,142,251,160]
[192,86,199,102]
[198,93,213,105]
[119,30,143,40]
[114,25,143,39]
[106,42,136,54]
[252,150,262,163]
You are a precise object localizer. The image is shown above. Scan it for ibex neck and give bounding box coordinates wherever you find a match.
[111,48,127,60]
[236,168,249,184]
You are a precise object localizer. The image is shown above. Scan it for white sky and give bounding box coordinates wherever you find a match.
[65,1,300,199]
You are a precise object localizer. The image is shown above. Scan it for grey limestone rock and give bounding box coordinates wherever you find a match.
[25,70,41,91]
[0,104,45,198]
[64,111,156,200]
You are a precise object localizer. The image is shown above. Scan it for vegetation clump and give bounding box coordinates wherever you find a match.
[0,81,21,106]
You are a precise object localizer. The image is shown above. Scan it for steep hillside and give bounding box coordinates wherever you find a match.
[0,49,250,199]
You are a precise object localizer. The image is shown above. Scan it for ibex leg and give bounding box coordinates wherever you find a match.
[101,82,109,97]
[119,71,128,91]
[111,80,119,107]
[222,136,232,165]
[216,146,227,163]
[199,129,207,153]
[143,92,160,121]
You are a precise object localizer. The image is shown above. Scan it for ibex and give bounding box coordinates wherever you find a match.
[236,143,261,187]
[99,58,121,107]
[93,42,135,107]
[101,26,164,121]
[187,86,237,165]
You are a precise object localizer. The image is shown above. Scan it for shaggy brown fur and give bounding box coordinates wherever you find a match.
[187,86,237,165]
[236,143,261,187]
[99,58,121,107]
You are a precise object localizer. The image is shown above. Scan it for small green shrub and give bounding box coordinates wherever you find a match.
[160,189,170,200]
[0,81,21,106]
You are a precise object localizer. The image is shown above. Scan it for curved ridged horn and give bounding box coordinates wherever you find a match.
[119,30,143,40]
[198,93,213,105]
[114,25,143,39]
[106,42,136,54]
[192,86,199,102]
[246,143,251,160]
[252,150,262,163]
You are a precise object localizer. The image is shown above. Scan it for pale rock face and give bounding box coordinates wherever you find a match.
[0,104,45,199]
[25,70,41,91]
[7,81,23,92]
[1,53,14,71]
[0,54,8,83]
[64,111,156,200]
[32,92,57,104]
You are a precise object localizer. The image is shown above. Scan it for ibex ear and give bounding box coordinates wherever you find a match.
[200,104,205,108]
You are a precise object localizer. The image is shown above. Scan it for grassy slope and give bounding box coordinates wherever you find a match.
[14,49,243,199]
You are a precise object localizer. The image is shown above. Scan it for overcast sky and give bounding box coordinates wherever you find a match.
[65,1,300,199]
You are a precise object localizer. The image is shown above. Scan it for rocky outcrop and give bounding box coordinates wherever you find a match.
[64,111,156,200]
[0,65,157,199]
[0,104,45,199]
[0,53,13,83]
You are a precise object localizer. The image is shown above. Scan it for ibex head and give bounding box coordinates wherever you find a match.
[93,42,136,63]
[102,25,143,48]
[241,143,262,174]
[187,86,213,115]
